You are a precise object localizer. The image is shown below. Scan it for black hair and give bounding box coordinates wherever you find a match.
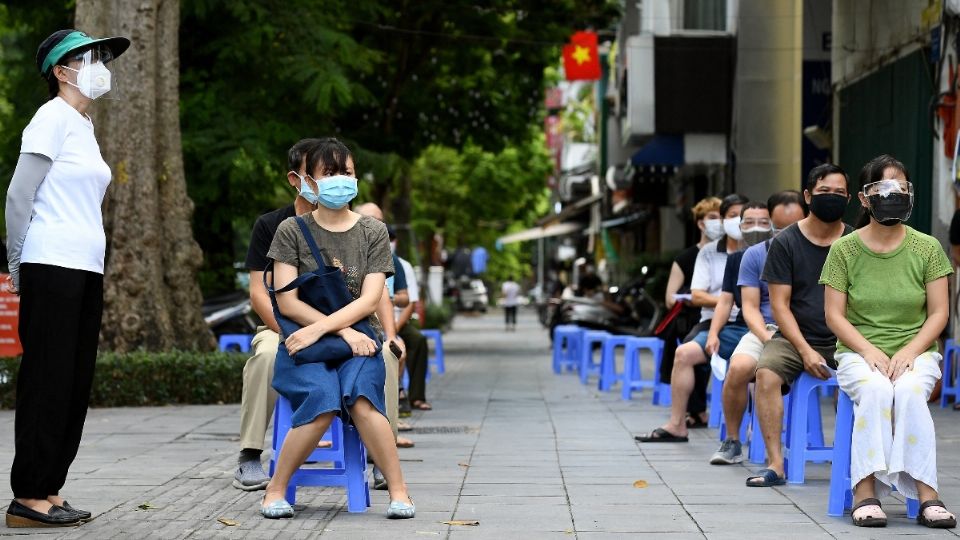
[767,189,807,216]
[287,138,320,173]
[719,193,749,217]
[305,137,353,178]
[805,163,848,192]
[855,154,910,228]
[740,201,768,214]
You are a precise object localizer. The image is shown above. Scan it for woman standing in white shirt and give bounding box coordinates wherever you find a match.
[4,29,128,528]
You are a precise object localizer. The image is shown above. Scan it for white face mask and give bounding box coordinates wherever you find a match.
[65,61,111,99]
[703,219,724,241]
[723,216,743,241]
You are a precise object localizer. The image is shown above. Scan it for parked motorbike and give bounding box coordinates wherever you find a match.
[203,291,259,338]
[546,276,662,339]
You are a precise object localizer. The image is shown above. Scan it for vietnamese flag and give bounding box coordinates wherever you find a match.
[563,31,601,81]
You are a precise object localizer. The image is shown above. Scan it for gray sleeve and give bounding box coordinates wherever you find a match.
[5,152,52,289]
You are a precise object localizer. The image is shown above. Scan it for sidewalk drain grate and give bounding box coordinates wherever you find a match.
[411,426,479,435]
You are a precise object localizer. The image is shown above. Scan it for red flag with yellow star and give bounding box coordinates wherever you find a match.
[562,31,601,80]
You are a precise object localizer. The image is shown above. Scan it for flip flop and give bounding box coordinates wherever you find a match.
[745,468,786,487]
[411,401,433,410]
[852,498,886,527]
[634,427,688,443]
[918,499,957,529]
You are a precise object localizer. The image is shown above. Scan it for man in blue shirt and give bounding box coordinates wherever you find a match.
[709,191,805,465]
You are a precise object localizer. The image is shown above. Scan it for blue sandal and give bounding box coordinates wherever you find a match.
[387,499,415,519]
[261,499,294,519]
[745,468,786,487]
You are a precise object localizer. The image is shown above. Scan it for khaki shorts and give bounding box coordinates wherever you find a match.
[755,336,837,394]
[730,324,778,361]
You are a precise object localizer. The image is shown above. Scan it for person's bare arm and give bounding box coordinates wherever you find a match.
[394,289,409,308]
[665,262,684,309]
[769,283,829,379]
[377,285,406,357]
[705,292,732,356]
[277,262,385,353]
[691,289,719,308]
[740,286,772,343]
[397,300,416,330]
[952,245,960,268]
[249,270,280,333]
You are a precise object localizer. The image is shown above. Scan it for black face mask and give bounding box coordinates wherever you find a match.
[808,193,848,223]
[867,193,912,226]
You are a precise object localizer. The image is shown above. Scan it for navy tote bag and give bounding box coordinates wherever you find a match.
[264,216,381,365]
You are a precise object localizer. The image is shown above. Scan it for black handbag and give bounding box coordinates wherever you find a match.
[265,216,381,365]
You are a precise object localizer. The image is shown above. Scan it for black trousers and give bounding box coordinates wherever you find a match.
[11,263,103,499]
[399,322,429,404]
[504,306,517,325]
[658,317,711,416]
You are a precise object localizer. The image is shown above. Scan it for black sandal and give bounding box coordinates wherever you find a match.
[634,427,688,443]
[745,468,786,487]
[918,499,957,529]
[685,414,708,429]
[852,498,886,527]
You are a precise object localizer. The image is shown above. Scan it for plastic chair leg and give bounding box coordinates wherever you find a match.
[827,392,854,517]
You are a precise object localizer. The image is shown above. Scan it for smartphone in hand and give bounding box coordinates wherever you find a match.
[389,341,403,358]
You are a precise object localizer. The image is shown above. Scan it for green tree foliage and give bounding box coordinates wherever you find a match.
[410,130,552,282]
[179,0,617,294]
[1,0,619,296]
[0,3,73,216]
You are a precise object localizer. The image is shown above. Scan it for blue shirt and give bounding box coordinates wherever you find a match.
[386,254,407,298]
[471,246,488,275]
[737,241,774,324]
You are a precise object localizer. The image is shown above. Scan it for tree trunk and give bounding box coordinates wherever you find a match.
[75,0,214,351]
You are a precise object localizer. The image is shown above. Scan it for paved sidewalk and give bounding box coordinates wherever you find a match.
[1,310,959,538]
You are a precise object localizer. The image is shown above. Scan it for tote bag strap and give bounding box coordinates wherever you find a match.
[295,216,326,269]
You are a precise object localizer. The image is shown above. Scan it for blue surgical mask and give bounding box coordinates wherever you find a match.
[292,172,319,205]
[315,174,358,209]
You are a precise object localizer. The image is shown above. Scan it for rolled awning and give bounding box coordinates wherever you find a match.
[631,134,684,167]
[496,222,584,245]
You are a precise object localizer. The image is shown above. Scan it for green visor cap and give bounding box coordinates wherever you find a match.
[40,30,130,76]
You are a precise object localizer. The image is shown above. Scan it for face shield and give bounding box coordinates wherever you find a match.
[862,179,913,225]
[60,45,119,100]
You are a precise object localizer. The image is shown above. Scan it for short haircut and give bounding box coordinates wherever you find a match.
[691,196,721,221]
[766,189,806,215]
[719,193,749,217]
[806,163,848,192]
[287,138,320,172]
[858,154,910,191]
[305,137,354,178]
[740,201,768,214]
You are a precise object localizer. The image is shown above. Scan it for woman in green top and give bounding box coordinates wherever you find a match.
[822,155,954,529]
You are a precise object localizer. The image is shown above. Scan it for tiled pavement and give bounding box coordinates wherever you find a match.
[1,310,959,538]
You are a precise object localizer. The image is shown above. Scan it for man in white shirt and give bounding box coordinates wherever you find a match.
[501,277,521,331]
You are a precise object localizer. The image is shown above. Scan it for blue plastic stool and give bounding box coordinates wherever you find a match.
[708,370,724,428]
[579,330,610,384]
[784,373,833,484]
[620,337,667,404]
[828,390,919,518]
[269,396,370,512]
[940,339,959,408]
[748,391,767,463]
[218,333,253,352]
[599,335,631,391]
[552,325,583,374]
[420,329,445,379]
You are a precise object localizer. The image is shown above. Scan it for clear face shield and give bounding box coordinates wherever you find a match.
[60,45,120,100]
[862,178,913,225]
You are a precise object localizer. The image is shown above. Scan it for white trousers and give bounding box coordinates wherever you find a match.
[836,351,942,499]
